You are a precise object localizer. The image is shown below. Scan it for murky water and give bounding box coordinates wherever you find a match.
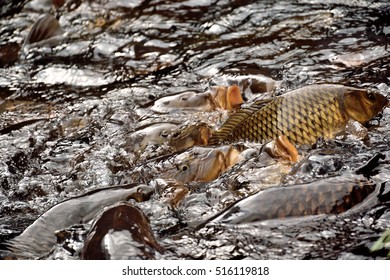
[0,0,389,259]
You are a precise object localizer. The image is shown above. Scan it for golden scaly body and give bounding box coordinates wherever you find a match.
[209,84,388,145]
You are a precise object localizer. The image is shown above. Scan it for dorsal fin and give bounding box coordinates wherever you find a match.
[208,98,273,145]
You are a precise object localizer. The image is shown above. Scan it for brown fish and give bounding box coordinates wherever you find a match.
[117,145,243,184]
[206,175,378,225]
[209,84,389,145]
[4,184,153,259]
[24,14,65,46]
[167,145,242,183]
[168,122,212,151]
[81,202,164,260]
[151,85,243,113]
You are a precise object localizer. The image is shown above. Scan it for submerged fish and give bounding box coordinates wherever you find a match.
[209,84,389,145]
[128,122,212,153]
[24,14,65,47]
[151,85,243,113]
[128,122,179,151]
[3,184,153,259]
[206,175,378,225]
[82,202,164,260]
[117,145,243,184]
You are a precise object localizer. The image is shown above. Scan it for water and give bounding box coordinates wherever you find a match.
[0,0,389,259]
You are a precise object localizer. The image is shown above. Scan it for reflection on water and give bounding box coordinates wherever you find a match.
[0,0,389,259]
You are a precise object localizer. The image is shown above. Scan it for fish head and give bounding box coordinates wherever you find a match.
[129,123,178,151]
[152,91,212,112]
[168,123,211,151]
[344,88,389,124]
[156,179,189,207]
[168,146,240,183]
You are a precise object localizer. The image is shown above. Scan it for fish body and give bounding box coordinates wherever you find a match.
[24,14,65,47]
[81,202,164,260]
[209,84,388,145]
[206,175,377,225]
[4,184,153,259]
[117,145,242,184]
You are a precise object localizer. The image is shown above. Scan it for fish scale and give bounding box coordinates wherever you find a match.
[205,175,378,224]
[209,84,388,145]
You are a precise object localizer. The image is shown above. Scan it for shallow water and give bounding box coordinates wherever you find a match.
[0,0,389,259]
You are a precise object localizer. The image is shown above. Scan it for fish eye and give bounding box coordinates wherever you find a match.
[366,90,376,101]
[180,165,188,172]
[160,130,169,138]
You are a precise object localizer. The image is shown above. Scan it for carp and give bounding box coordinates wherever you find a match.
[23,14,65,48]
[81,202,164,260]
[120,145,243,184]
[119,136,299,185]
[151,85,243,113]
[209,84,388,145]
[168,122,212,151]
[3,184,153,259]
[206,175,378,225]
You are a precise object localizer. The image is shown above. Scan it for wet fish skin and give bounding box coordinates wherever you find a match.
[168,122,212,151]
[151,85,243,113]
[25,14,64,46]
[169,145,242,183]
[207,176,377,225]
[4,184,153,259]
[118,145,242,184]
[209,84,389,145]
[82,202,164,260]
[129,122,178,151]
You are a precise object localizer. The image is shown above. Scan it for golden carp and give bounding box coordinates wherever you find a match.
[209,84,389,145]
[119,137,299,185]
